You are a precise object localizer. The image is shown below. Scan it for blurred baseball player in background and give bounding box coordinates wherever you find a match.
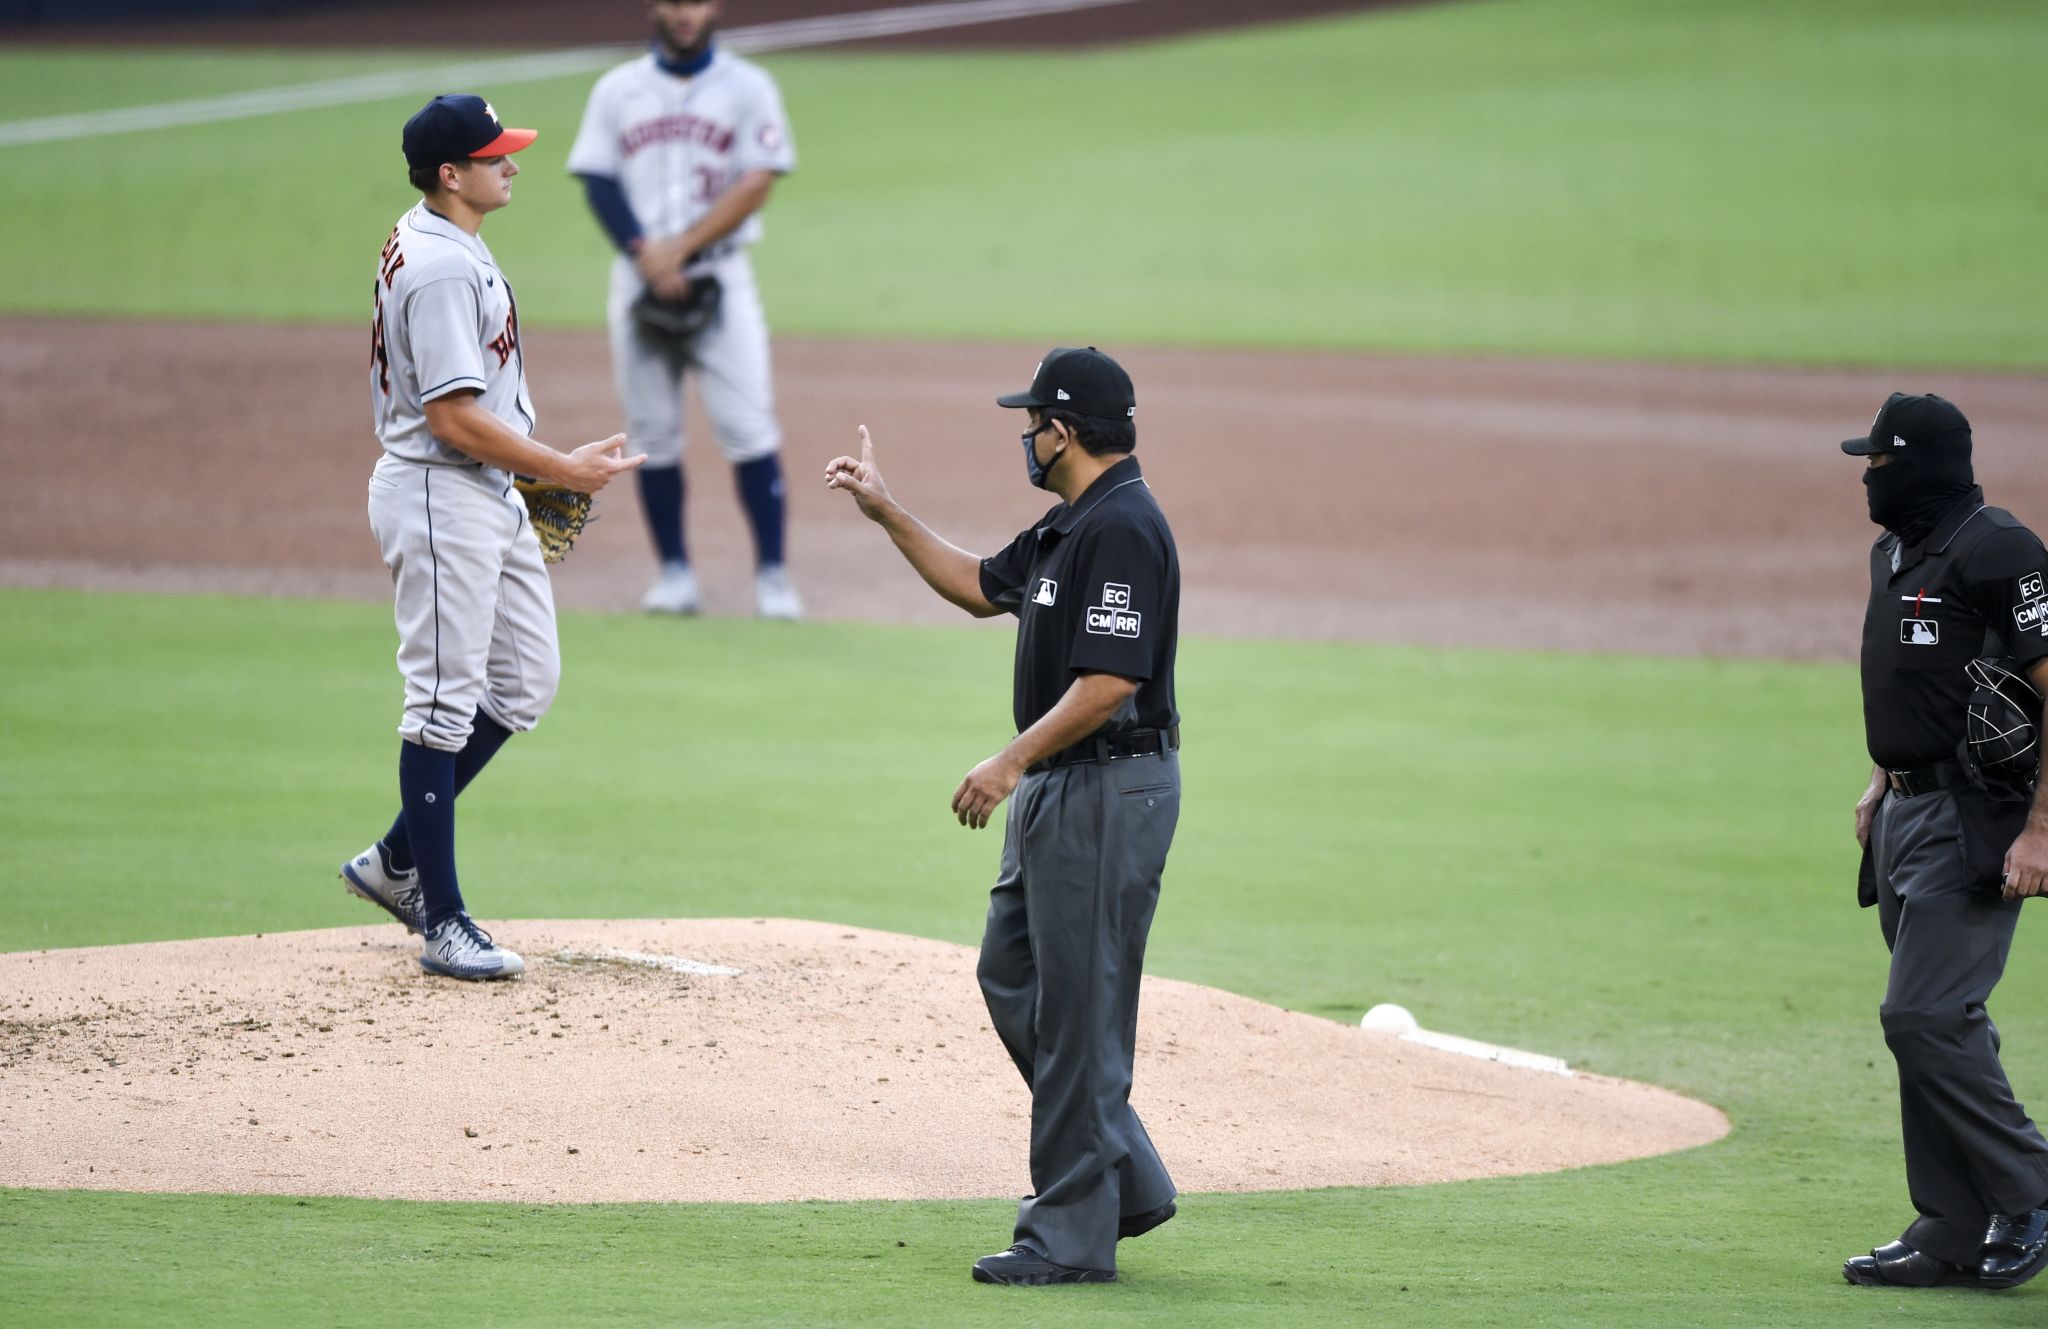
[570,0,802,619]
[343,93,644,979]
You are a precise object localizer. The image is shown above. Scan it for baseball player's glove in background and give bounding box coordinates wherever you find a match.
[630,276,724,353]
[514,477,595,564]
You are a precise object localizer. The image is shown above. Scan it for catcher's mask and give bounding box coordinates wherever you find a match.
[1965,657,2042,788]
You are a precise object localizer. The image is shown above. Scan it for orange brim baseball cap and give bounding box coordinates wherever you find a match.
[403,93,539,168]
[475,125,539,157]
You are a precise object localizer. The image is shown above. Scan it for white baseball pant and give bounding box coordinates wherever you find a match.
[606,250,782,466]
[367,453,560,752]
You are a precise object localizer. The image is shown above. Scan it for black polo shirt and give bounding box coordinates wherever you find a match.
[1861,486,2048,769]
[979,455,1180,736]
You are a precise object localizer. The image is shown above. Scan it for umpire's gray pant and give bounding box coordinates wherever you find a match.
[1874,788,2048,1264]
[977,751,1181,1273]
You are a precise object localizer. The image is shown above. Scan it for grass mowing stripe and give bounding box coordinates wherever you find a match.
[4,586,2048,1324]
[0,0,1141,147]
[2,0,2043,366]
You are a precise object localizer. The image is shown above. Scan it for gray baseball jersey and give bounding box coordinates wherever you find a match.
[367,200,558,753]
[371,201,535,472]
[570,49,796,468]
[566,49,796,248]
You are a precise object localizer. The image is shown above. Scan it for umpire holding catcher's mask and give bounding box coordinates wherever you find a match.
[1843,392,2048,1290]
[824,347,1181,1286]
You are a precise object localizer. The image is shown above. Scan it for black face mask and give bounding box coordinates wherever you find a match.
[1864,450,1975,544]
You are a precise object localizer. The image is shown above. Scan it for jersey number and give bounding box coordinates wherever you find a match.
[371,227,407,394]
[692,165,727,207]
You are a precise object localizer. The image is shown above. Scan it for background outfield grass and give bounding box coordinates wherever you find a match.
[6,587,2048,1326]
[1,0,2045,366]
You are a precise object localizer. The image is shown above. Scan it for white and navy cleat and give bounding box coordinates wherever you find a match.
[420,913,524,981]
[754,564,803,620]
[340,842,425,933]
[640,562,701,615]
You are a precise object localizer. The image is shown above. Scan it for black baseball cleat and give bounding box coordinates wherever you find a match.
[1980,1208,2048,1289]
[1843,1239,1981,1289]
[1118,1200,1176,1240]
[971,1245,1115,1286]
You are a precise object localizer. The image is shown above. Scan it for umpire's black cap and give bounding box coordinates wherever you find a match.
[997,347,1136,420]
[1843,391,1971,457]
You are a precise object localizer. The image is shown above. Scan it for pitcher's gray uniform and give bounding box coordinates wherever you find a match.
[369,201,559,749]
[344,94,640,984]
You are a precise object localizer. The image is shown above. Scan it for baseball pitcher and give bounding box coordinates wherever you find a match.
[342,93,644,980]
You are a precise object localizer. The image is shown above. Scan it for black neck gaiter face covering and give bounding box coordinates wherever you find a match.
[1865,451,1975,546]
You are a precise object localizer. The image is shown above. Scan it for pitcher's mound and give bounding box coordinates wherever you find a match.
[0,919,1726,1203]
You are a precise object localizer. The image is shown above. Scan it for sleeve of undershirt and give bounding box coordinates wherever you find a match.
[577,173,644,252]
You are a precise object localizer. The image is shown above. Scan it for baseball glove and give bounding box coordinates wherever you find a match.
[513,477,595,565]
[631,275,724,353]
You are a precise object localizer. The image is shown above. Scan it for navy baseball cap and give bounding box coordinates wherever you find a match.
[997,347,1136,420]
[402,94,538,170]
[1842,391,1971,457]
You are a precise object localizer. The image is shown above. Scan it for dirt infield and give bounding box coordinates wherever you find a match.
[6,317,2047,658]
[0,919,1727,1203]
[1,0,1420,50]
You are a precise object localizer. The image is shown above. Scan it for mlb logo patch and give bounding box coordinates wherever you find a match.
[1032,578,1058,607]
[1900,619,1940,646]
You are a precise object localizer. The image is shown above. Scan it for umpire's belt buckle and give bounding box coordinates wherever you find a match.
[1886,761,1963,797]
[1029,725,1181,775]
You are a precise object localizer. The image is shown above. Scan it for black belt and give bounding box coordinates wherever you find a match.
[1028,725,1180,775]
[1886,761,1965,797]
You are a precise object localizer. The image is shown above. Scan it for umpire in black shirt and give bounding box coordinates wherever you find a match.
[824,347,1181,1286]
[1842,392,2048,1290]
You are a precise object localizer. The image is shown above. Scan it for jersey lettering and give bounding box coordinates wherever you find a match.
[487,304,520,368]
[371,227,405,394]
[620,113,735,157]
[379,227,408,289]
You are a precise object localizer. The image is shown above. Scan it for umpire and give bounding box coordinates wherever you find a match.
[1843,392,2048,1290]
[824,347,1181,1286]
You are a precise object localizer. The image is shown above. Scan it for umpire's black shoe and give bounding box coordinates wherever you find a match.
[1844,1239,1981,1289]
[971,1245,1115,1286]
[1118,1200,1176,1240]
[1980,1208,2048,1289]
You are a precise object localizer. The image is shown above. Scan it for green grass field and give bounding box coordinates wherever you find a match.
[1,0,2045,365]
[5,587,2048,1326]
[5,0,2048,1323]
